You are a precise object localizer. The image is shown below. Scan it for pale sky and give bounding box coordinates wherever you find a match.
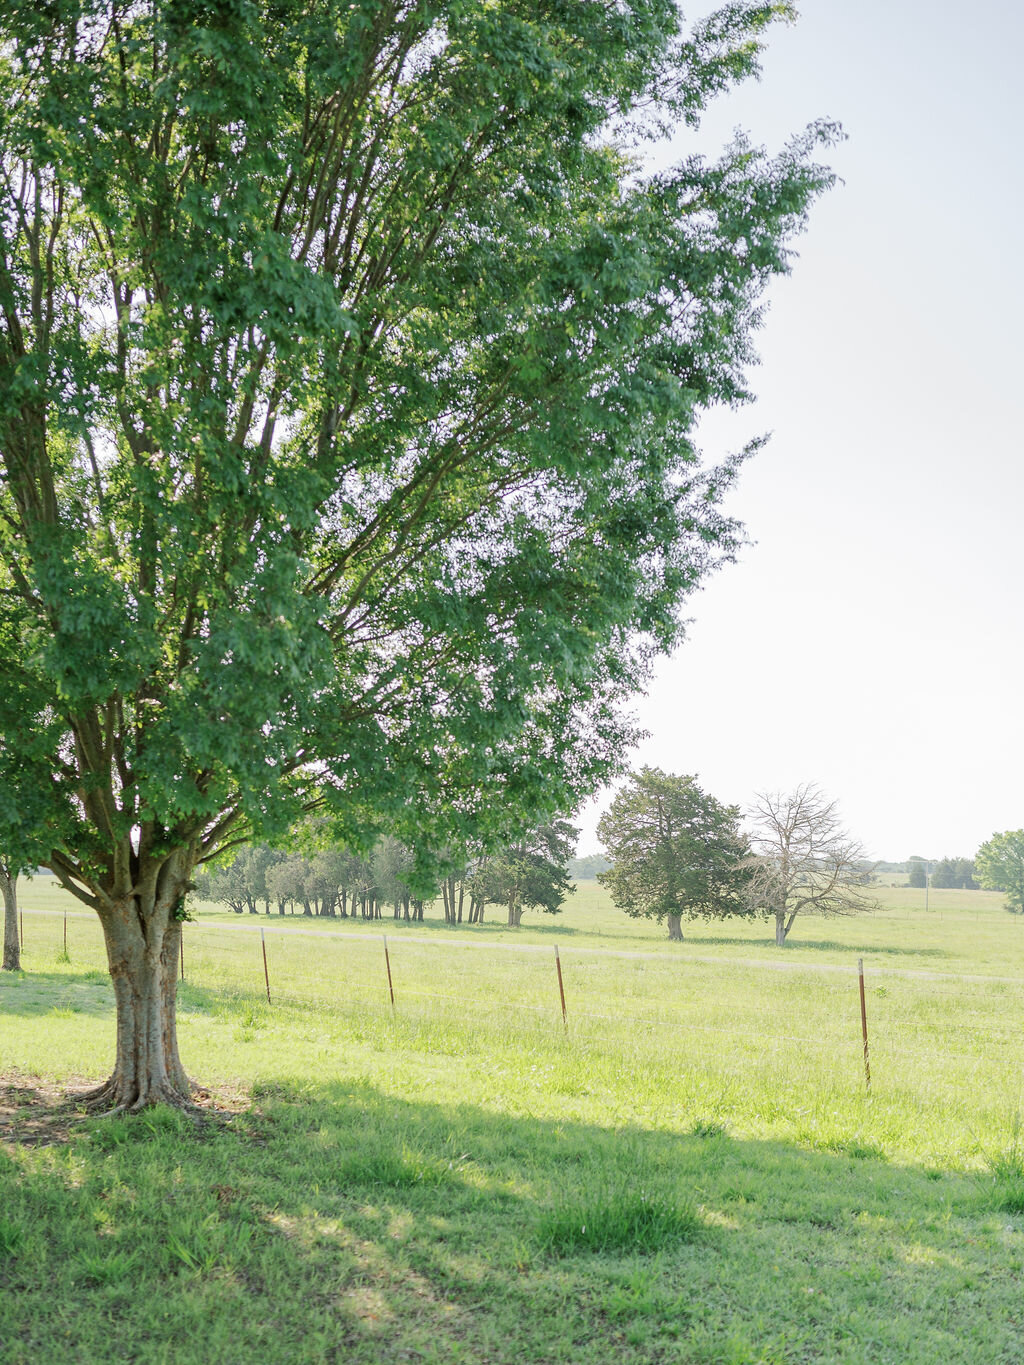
[577,0,1024,861]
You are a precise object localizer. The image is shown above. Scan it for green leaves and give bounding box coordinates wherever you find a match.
[598,769,751,929]
[0,0,835,902]
[976,832,1024,914]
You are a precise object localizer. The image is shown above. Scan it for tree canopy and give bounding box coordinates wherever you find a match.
[0,0,834,1107]
[976,832,1024,914]
[476,820,576,927]
[597,768,750,940]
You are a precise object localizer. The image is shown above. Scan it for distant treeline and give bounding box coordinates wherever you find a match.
[192,822,577,929]
[567,853,612,879]
[872,858,979,888]
[907,856,977,889]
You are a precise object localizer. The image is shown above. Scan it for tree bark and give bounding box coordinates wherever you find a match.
[666,912,683,941]
[775,912,789,946]
[79,854,195,1112]
[1,868,18,971]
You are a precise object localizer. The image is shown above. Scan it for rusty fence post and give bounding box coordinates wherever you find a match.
[555,945,568,1032]
[180,930,185,982]
[260,927,272,1004]
[383,935,395,1010]
[858,957,871,1092]
[19,910,23,951]
[63,913,67,956]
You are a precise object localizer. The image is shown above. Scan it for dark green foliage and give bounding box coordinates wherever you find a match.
[536,1187,702,1255]
[908,859,927,888]
[598,769,750,937]
[476,820,576,925]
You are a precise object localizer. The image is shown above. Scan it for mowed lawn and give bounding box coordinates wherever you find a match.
[3,880,1024,1363]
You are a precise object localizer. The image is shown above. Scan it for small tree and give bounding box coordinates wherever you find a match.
[976,832,1024,914]
[747,785,877,946]
[907,857,927,889]
[479,822,576,928]
[597,769,749,941]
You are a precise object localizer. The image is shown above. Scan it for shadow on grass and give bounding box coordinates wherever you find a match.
[0,969,114,1017]
[0,1075,1018,1365]
[0,969,278,1025]
[688,933,950,958]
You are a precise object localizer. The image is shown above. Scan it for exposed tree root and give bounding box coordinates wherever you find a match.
[74,1073,201,1117]
[1,1075,243,1147]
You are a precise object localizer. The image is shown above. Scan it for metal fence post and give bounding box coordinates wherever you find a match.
[858,957,871,1092]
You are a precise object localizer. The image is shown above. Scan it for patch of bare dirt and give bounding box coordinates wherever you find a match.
[0,1074,89,1147]
[0,1073,252,1148]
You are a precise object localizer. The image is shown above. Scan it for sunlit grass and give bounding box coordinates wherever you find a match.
[4,880,1024,1361]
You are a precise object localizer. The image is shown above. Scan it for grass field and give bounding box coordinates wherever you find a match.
[3,879,1024,1363]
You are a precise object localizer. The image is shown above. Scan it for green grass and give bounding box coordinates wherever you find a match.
[3,881,1024,1362]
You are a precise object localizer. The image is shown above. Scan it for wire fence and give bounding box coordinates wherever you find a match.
[9,905,1024,1107]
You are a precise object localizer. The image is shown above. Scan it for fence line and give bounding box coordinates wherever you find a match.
[10,906,1024,1091]
[18,905,1024,986]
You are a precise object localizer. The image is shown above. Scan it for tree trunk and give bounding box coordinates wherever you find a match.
[1,868,19,971]
[666,912,683,941]
[775,912,788,946]
[82,855,194,1112]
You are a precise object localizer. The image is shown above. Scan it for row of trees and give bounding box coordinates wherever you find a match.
[196,822,577,928]
[598,771,876,946]
[195,841,423,921]
[907,857,977,889]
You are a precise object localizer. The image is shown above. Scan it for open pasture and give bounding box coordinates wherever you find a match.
[3,881,1024,1362]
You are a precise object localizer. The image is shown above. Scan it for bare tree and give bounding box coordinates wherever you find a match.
[747,785,877,946]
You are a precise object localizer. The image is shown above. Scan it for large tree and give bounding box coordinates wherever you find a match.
[747,784,876,946]
[597,768,749,940]
[976,832,1024,914]
[0,0,834,1109]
